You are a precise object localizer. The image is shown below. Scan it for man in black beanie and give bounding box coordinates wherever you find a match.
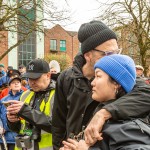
[78,20,117,54]
[52,20,150,150]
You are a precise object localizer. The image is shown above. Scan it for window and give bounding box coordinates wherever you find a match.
[17,1,36,67]
[60,40,66,51]
[18,31,36,66]
[50,39,57,51]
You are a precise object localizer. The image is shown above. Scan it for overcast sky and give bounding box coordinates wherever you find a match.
[64,0,100,31]
[45,0,104,31]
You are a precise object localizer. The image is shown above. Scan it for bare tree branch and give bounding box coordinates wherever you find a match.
[96,0,150,75]
[0,0,70,60]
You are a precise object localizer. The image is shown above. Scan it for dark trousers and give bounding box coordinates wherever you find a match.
[0,143,15,150]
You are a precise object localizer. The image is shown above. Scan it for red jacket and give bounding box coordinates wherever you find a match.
[0,86,27,100]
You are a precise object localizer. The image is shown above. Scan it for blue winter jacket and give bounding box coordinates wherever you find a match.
[0,90,24,143]
[0,71,6,78]
[0,75,10,87]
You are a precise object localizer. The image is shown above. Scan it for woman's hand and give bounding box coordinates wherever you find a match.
[77,140,90,150]
[62,139,90,150]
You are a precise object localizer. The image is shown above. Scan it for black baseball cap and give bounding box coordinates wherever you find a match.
[23,59,50,79]
[19,64,25,68]
[7,66,13,70]
[7,69,21,77]
[9,76,21,85]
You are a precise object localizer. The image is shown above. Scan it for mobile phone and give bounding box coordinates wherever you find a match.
[2,101,12,108]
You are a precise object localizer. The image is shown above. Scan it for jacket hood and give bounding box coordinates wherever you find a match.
[73,53,86,69]
[73,53,86,78]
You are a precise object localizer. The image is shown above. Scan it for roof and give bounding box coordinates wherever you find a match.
[44,24,78,37]
[66,31,77,37]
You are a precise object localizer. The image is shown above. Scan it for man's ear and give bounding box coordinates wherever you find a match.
[47,72,51,79]
[84,52,91,62]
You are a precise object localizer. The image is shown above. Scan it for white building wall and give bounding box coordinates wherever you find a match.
[7,0,18,69]
[7,0,44,67]
[36,0,44,58]
[36,31,44,59]
[8,32,18,69]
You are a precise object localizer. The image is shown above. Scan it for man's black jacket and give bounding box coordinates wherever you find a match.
[52,53,150,150]
[89,119,150,150]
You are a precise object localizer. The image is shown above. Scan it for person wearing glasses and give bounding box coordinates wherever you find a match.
[52,20,150,150]
[61,54,150,150]
[18,64,26,76]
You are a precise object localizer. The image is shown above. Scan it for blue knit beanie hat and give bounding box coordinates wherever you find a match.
[94,54,136,93]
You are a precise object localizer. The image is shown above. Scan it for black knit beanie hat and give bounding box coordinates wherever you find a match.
[78,20,117,54]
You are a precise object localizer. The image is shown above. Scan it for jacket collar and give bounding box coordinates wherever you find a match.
[9,89,23,96]
[31,79,55,94]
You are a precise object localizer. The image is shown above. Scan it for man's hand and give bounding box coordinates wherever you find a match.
[6,100,24,114]
[6,100,24,122]
[84,109,112,145]
[7,111,19,122]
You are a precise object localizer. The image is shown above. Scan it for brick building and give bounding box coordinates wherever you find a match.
[0,0,44,69]
[44,24,80,63]
[0,24,80,70]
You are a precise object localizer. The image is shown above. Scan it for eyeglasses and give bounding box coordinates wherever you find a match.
[19,67,23,69]
[93,48,122,56]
